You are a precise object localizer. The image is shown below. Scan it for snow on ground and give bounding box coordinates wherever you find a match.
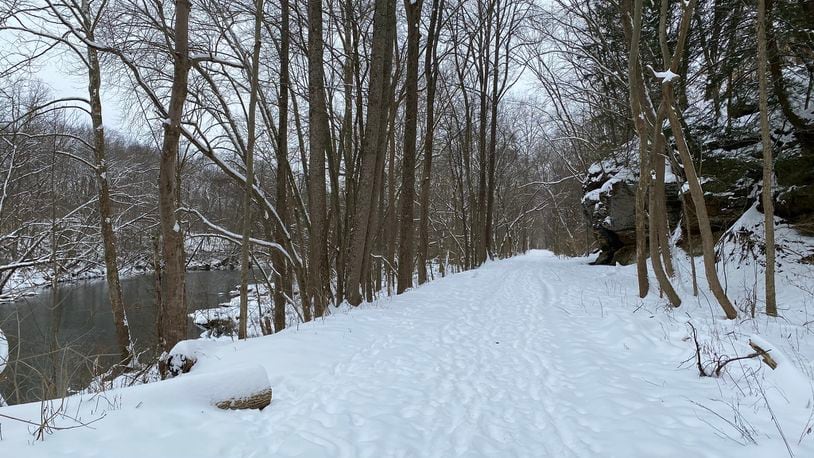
[1,249,813,457]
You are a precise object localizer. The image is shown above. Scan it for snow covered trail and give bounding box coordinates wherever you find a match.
[1,250,812,457]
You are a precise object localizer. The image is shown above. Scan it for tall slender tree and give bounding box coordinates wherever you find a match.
[157,0,192,365]
[417,0,445,285]
[396,0,424,294]
[273,0,292,331]
[83,0,133,366]
[757,0,777,316]
[307,0,331,318]
[239,0,265,339]
[345,0,397,305]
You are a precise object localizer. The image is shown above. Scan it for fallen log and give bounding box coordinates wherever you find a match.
[192,365,272,411]
[214,386,273,411]
[132,364,273,411]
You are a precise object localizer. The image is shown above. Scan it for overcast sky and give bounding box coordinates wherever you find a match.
[1,29,126,131]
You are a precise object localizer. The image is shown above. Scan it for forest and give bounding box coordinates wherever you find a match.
[0,0,813,456]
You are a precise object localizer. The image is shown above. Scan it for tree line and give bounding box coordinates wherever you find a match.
[2,0,584,376]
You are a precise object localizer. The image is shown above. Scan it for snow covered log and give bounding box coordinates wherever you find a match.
[200,366,272,411]
[144,365,273,411]
[151,340,272,411]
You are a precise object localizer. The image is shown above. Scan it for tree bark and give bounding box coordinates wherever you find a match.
[624,0,650,298]
[681,192,699,296]
[396,0,423,294]
[417,0,443,285]
[239,0,264,339]
[335,0,356,305]
[757,0,777,316]
[344,0,396,305]
[664,0,735,318]
[307,0,331,318]
[83,0,132,365]
[273,0,292,332]
[665,86,736,319]
[475,9,493,266]
[361,47,397,301]
[485,2,502,261]
[158,0,192,365]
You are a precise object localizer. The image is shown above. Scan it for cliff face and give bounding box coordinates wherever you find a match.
[583,123,814,265]
[775,150,814,233]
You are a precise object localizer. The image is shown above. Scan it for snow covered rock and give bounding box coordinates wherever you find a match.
[582,158,681,264]
[775,150,814,227]
[582,147,765,265]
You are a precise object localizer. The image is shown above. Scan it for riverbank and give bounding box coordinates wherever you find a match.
[0,252,241,303]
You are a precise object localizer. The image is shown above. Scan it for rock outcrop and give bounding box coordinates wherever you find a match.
[583,129,813,265]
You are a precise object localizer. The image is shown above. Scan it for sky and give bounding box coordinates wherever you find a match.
[1,29,126,130]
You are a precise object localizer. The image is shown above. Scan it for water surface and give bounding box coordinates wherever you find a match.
[0,270,242,405]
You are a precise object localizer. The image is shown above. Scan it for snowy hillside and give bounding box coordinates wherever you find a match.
[1,250,813,457]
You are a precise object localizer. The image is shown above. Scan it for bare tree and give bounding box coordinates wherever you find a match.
[345,0,396,306]
[81,0,133,364]
[396,0,423,294]
[660,0,736,319]
[757,0,777,316]
[239,0,265,339]
[416,0,445,285]
[307,0,331,317]
[273,0,292,332]
[157,0,192,365]
[623,0,651,299]
[4,0,134,364]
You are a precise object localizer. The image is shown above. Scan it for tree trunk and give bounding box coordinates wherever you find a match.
[84,0,132,365]
[335,0,355,305]
[344,0,396,305]
[485,6,501,261]
[307,0,331,318]
[647,149,681,306]
[417,0,443,285]
[681,192,699,296]
[396,0,423,294]
[624,0,650,298]
[384,118,397,294]
[665,87,736,319]
[664,0,735,318]
[757,0,777,316]
[158,0,192,367]
[473,3,493,267]
[273,0,292,332]
[239,0,264,339]
[361,50,397,301]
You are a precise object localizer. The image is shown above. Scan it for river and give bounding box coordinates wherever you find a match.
[0,270,243,405]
